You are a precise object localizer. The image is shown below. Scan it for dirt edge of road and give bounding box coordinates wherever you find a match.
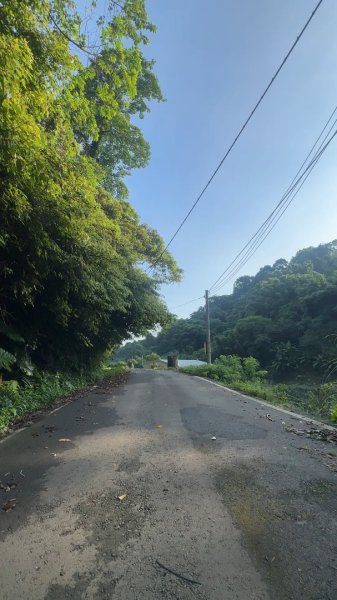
[0,370,130,443]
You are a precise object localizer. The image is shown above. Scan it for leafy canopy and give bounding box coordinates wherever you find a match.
[0,0,181,372]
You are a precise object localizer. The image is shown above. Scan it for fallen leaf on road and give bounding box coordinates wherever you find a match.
[0,483,10,492]
[2,498,16,512]
[265,555,276,564]
[45,426,56,433]
[58,438,71,442]
[155,424,163,429]
[117,494,126,502]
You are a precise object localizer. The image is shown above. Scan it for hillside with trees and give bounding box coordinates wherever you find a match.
[116,240,337,382]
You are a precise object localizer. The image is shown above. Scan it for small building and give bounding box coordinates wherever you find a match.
[177,359,206,367]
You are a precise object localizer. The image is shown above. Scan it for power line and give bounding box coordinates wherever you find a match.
[211,131,337,294]
[210,121,337,294]
[175,125,336,363]
[210,106,337,292]
[173,105,337,310]
[169,131,336,312]
[210,126,337,295]
[171,296,204,310]
[147,0,324,271]
[209,106,337,294]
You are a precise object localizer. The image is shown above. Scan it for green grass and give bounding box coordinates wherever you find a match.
[227,380,290,407]
[0,364,128,433]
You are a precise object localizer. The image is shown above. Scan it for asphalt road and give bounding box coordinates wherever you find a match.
[1,369,337,600]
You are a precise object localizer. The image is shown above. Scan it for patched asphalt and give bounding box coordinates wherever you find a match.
[1,369,337,599]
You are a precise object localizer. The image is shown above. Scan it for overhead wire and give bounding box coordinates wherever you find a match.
[209,106,337,293]
[209,106,337,294]
[147,0,325,272]
[210,124,337,294]
[210,123,337,295]
[171,296,204,311]
[210,133,337,295]
[173,105,337,310]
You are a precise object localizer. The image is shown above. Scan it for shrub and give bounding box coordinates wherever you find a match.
[145,353,160,368]
[331,404,337,422]
[242,357,267,380]
[181,355,266,385]
[308,383,337,418]
[0,347,16,374]
[214,354,243,378]
[0,364,128,432]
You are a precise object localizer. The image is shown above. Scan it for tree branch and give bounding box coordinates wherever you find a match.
[49,14,97,58]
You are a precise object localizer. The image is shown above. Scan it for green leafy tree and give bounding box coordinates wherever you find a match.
[0,0,180,372]
[145,352,160,367]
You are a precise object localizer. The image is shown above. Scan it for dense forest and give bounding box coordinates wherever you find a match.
[0,0,180,378]
[116,241,337,381]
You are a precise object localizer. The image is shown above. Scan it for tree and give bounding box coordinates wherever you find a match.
[0,0,180,372]
[62,0,164,200]
[145,352,160,367]
[233,276,254,297]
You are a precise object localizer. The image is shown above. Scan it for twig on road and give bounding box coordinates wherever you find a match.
[155,559,201,586]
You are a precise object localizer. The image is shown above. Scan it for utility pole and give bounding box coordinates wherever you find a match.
[205,290,211,364]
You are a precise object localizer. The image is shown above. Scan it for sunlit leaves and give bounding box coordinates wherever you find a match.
[0,0,180,372]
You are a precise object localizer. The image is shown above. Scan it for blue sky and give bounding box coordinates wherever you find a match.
[79,0,337,318]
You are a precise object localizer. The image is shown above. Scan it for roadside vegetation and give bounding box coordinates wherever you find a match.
[179,356,337,422]
[0,364,128,433]
[0,2,179,431]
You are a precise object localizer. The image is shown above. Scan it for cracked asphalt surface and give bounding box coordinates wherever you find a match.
[1,369,337,599]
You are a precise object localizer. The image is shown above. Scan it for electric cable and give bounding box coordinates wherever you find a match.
[147,0,324,271]
[209,106,337,293]
[210,127,337,295]
[171,296,204,310]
